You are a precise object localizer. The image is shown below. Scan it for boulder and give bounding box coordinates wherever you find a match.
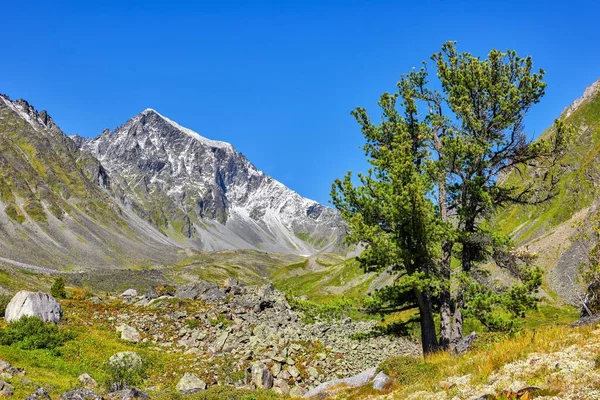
[58,388,103,400]
[176,372,206,394]
[120,289,138,297]
[25,387,51,400]
[108,352,143,371]
[78,373,98,389]
[106,388,150,399]
[251,362,274,389]
[303,367,376,398]
[116,324,141,343]
[4,291,62,323]
[0,380,13,397]
[372,371,391,390]
[176,281,226,303]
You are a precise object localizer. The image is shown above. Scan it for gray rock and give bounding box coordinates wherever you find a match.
[290,385,307,398]
[117,324,142,343]
[372,371,391,390]
[176,281,218,300]
[106,388,150,399]
[108,351,143,371]
[58,388,103,400]
[25,387,51,400]
[251,362,274,389]
[0,380,13,397]
[78,373,98,388]
[120,289,138,297]
[4,291,62,323]
[303,367,376,398]
[452,331,478,355]
[176,372,206,394]
[571,314,600,327]
[287,365,300,379]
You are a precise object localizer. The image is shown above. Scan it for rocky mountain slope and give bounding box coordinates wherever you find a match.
[74,109,344,255]
[494,78,600,304]
[0,95,181,269]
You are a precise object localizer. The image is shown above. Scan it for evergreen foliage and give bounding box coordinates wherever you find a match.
[332,41,571,353]
[50,277,67,299]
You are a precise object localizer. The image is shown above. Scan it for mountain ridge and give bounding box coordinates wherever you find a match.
[74,106,345,255]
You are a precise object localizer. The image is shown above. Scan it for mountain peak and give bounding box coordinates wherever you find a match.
[136,107,232,150]
[562,78,600,119]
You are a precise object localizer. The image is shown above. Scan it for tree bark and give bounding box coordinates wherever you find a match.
[414,288,439,354]
[433,129,454,350]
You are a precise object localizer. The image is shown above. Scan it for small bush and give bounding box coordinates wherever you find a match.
[377,355,438,385]
[51,277,67,299]
[0,316,75,351]
[0,294,11,318]
[70,286,92,300]
[104,354,148,389]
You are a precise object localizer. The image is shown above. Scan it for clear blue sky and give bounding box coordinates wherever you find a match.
[1,1,598,205]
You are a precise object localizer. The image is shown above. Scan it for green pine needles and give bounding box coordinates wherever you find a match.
[332,41,571,353]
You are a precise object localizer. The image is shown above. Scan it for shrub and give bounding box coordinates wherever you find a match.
[104,353,147,389]
[70,286,92,300]
[377,355,438,385]
[0,316,75,351]
[51,277,67,299]
[0,294,11,318]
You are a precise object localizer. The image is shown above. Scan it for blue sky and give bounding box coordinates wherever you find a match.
[1,1,599,205]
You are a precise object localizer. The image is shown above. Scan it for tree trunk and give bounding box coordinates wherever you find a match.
[433,129,454,350]
[414,288,439,354]
[439,240,453,349]
[452,218,476,343]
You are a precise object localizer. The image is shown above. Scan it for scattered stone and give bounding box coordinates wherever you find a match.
[4,291,62,323]
[251,362,274,389]
[289,385,307,398]
[176,372,207,394]
[106,388,150,399]
[78,373,98,389]
[452,332,478,355]
[0,380,13,397]
[88,296,103,304]
[25,387,51,400]
[58,388,103,400]
[117,324,142,343]
[120,289,138,298]
[287,365,300,379]
[372,371,391,390]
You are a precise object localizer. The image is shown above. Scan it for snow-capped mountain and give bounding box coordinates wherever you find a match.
[75,109,344,254]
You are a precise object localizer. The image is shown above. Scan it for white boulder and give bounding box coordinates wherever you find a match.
[4,291,62,323]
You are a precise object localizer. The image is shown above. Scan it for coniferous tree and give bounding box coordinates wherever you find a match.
[332,42,570,353]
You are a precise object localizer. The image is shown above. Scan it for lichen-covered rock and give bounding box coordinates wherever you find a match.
[251,362,274,389]
[176,372,206,394]
[4,291,62,323]
[116,324,141,343]
[0,380,14,397]
[25,387,51,400]
[58,388,103,400]
[78,373,98,389]
[106,388,149,399]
